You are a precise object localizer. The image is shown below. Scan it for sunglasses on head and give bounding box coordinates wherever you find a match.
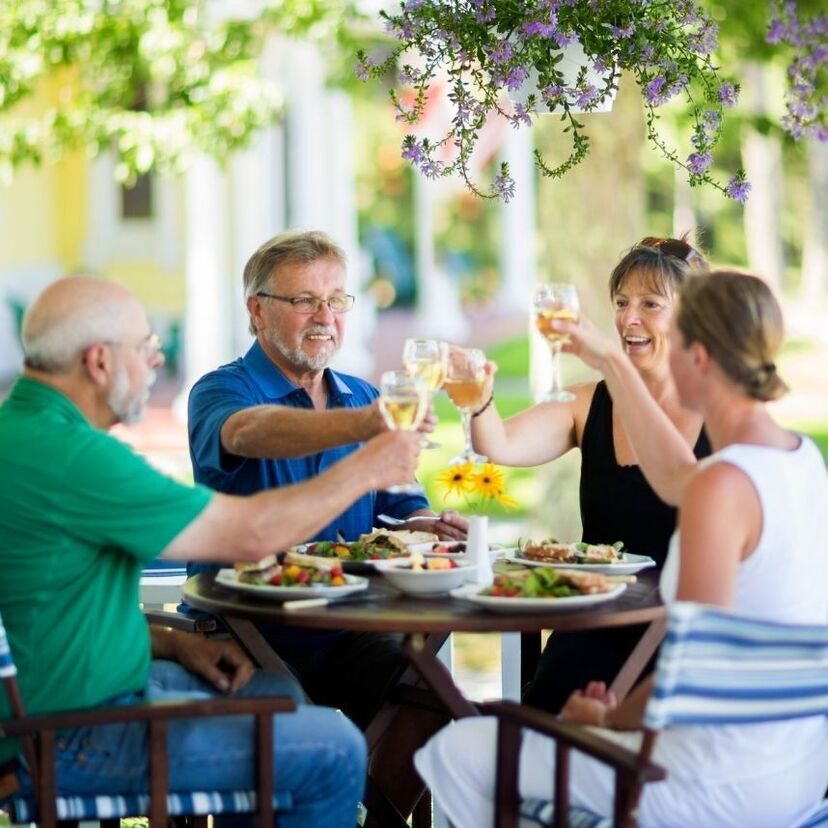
[638,236,702,264]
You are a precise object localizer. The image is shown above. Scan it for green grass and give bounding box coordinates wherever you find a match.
[485,335,530,378]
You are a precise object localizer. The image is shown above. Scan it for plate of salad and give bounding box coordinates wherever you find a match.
[449,567,626,613]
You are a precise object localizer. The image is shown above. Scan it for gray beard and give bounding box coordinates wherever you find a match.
[108,363,155,425]
[267,325,339,372]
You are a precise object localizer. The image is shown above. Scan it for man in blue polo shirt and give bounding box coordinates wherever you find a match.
[187,230,467,824]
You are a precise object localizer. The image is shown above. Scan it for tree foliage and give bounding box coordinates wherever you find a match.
[0,0,356,183]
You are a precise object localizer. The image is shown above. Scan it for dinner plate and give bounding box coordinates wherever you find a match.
[449,582,627,612]
[215,568,369,600]
[290,543,406,573]
[510,552,656,575]
[408,541,513,562]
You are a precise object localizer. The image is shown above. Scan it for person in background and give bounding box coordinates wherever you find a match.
[470,236,710,712]
[187,230,466,823]
[0,276,421,828]
[417,269,828,828]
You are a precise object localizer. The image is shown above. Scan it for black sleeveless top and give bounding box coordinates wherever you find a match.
[579,381,711,568]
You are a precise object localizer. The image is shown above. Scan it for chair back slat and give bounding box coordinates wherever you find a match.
[645,603,828,730]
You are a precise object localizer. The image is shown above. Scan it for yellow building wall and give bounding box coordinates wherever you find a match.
[1,73,187,319]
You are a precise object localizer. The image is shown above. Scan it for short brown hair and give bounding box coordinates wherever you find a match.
[243,230,346,334]
[677,270,789,402]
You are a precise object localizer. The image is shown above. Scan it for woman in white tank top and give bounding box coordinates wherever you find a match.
[416,270,828,828]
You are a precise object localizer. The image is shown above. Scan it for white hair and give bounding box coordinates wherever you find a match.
[22,280,135,372]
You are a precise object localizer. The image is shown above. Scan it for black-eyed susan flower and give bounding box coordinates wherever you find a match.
[435,462,474,501]
[470,463,507,501]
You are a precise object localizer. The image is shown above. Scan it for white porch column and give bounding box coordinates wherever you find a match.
[325,91,375,376]
[282,42,373,375]
[229,37,287,359]
[413,174,470,341]
[497,126,536,312]
[177,155,233,417]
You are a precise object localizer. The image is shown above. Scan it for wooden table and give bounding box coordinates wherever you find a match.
[182,570,665,825]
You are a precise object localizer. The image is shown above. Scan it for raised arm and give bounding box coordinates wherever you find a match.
[221,402,385,459]
[470,362,589,466]
[557,317,697,505]
[162,430,420,563]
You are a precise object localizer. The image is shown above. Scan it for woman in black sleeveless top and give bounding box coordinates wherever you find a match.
[470,237,711,713]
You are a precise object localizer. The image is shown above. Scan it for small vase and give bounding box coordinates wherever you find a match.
[467,514,493,586]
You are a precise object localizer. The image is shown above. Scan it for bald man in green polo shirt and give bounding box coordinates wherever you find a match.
[0,276,420,827]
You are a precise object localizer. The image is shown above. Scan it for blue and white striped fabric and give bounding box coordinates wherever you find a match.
[9,789,291,822]
[0,613,16,679]
[520,798,610,828]
[799,799,828,827]
[645,602,828,730]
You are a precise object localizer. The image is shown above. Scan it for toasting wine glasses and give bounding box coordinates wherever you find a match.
[443,347,488,465]
[402,338,448,449]
[378,370,428,493]
[533,283,580,403]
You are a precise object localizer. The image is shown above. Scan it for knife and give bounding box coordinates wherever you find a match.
[282,592,387,612]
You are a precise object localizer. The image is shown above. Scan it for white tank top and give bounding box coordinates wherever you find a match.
[660,436,828,625]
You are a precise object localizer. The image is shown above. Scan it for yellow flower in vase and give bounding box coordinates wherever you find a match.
[436,461,516,514]
[435,461,475,500]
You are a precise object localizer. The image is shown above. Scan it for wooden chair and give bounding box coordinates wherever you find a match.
[0,609,296,827]
[484,602,828,828]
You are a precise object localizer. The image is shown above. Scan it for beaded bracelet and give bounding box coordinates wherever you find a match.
[471,393,494,418]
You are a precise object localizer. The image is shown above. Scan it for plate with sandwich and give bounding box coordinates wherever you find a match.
[290,528,439,572]
[216,551,369,599]
[450,567,627,612]
[512,539,656,575]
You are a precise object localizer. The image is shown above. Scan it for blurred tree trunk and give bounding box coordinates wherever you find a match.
[741,62,785,289]
[801,138,828,303]
[530,71,646,541]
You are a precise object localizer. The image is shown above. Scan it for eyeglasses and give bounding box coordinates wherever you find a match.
[107,333,163,360]
[256,292,355,314]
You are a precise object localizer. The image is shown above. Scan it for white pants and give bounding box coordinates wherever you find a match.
[414,716,828,828]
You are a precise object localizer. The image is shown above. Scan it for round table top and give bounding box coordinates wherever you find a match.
[182,570,666,634]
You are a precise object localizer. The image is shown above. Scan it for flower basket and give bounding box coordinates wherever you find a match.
[359,0,750,202]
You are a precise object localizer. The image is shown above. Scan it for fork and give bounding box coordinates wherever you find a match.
[376,513,440,527]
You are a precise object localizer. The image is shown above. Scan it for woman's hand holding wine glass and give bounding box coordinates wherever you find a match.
[533,282,580,403]
[443,346,488,465]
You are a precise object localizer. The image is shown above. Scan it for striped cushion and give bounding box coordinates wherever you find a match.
[0,621,15,679]
[520,798,610,828]
[799,800,828,828]
[8,789,292,822]
[645,602,828,729]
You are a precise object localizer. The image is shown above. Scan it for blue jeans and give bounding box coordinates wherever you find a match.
[17,660,366,828]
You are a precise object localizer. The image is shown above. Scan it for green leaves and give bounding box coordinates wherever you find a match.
[0,0,353,182]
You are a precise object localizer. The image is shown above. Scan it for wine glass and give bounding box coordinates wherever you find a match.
[533,283,580,403]
[443,347,488,465]
[378,370,428,493]
[402,338,448,449]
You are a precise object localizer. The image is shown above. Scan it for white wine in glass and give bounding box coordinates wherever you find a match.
[443,347,488,465]
[378,370,427,493]
[402,338,448,449]
[533,283,580,403]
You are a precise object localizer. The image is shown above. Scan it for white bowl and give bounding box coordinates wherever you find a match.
[377,559,475,596]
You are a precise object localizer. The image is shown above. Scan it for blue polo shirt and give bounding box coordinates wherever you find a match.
[187,341,429,579]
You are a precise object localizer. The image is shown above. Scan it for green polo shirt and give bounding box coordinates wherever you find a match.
[0,377,213,762]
